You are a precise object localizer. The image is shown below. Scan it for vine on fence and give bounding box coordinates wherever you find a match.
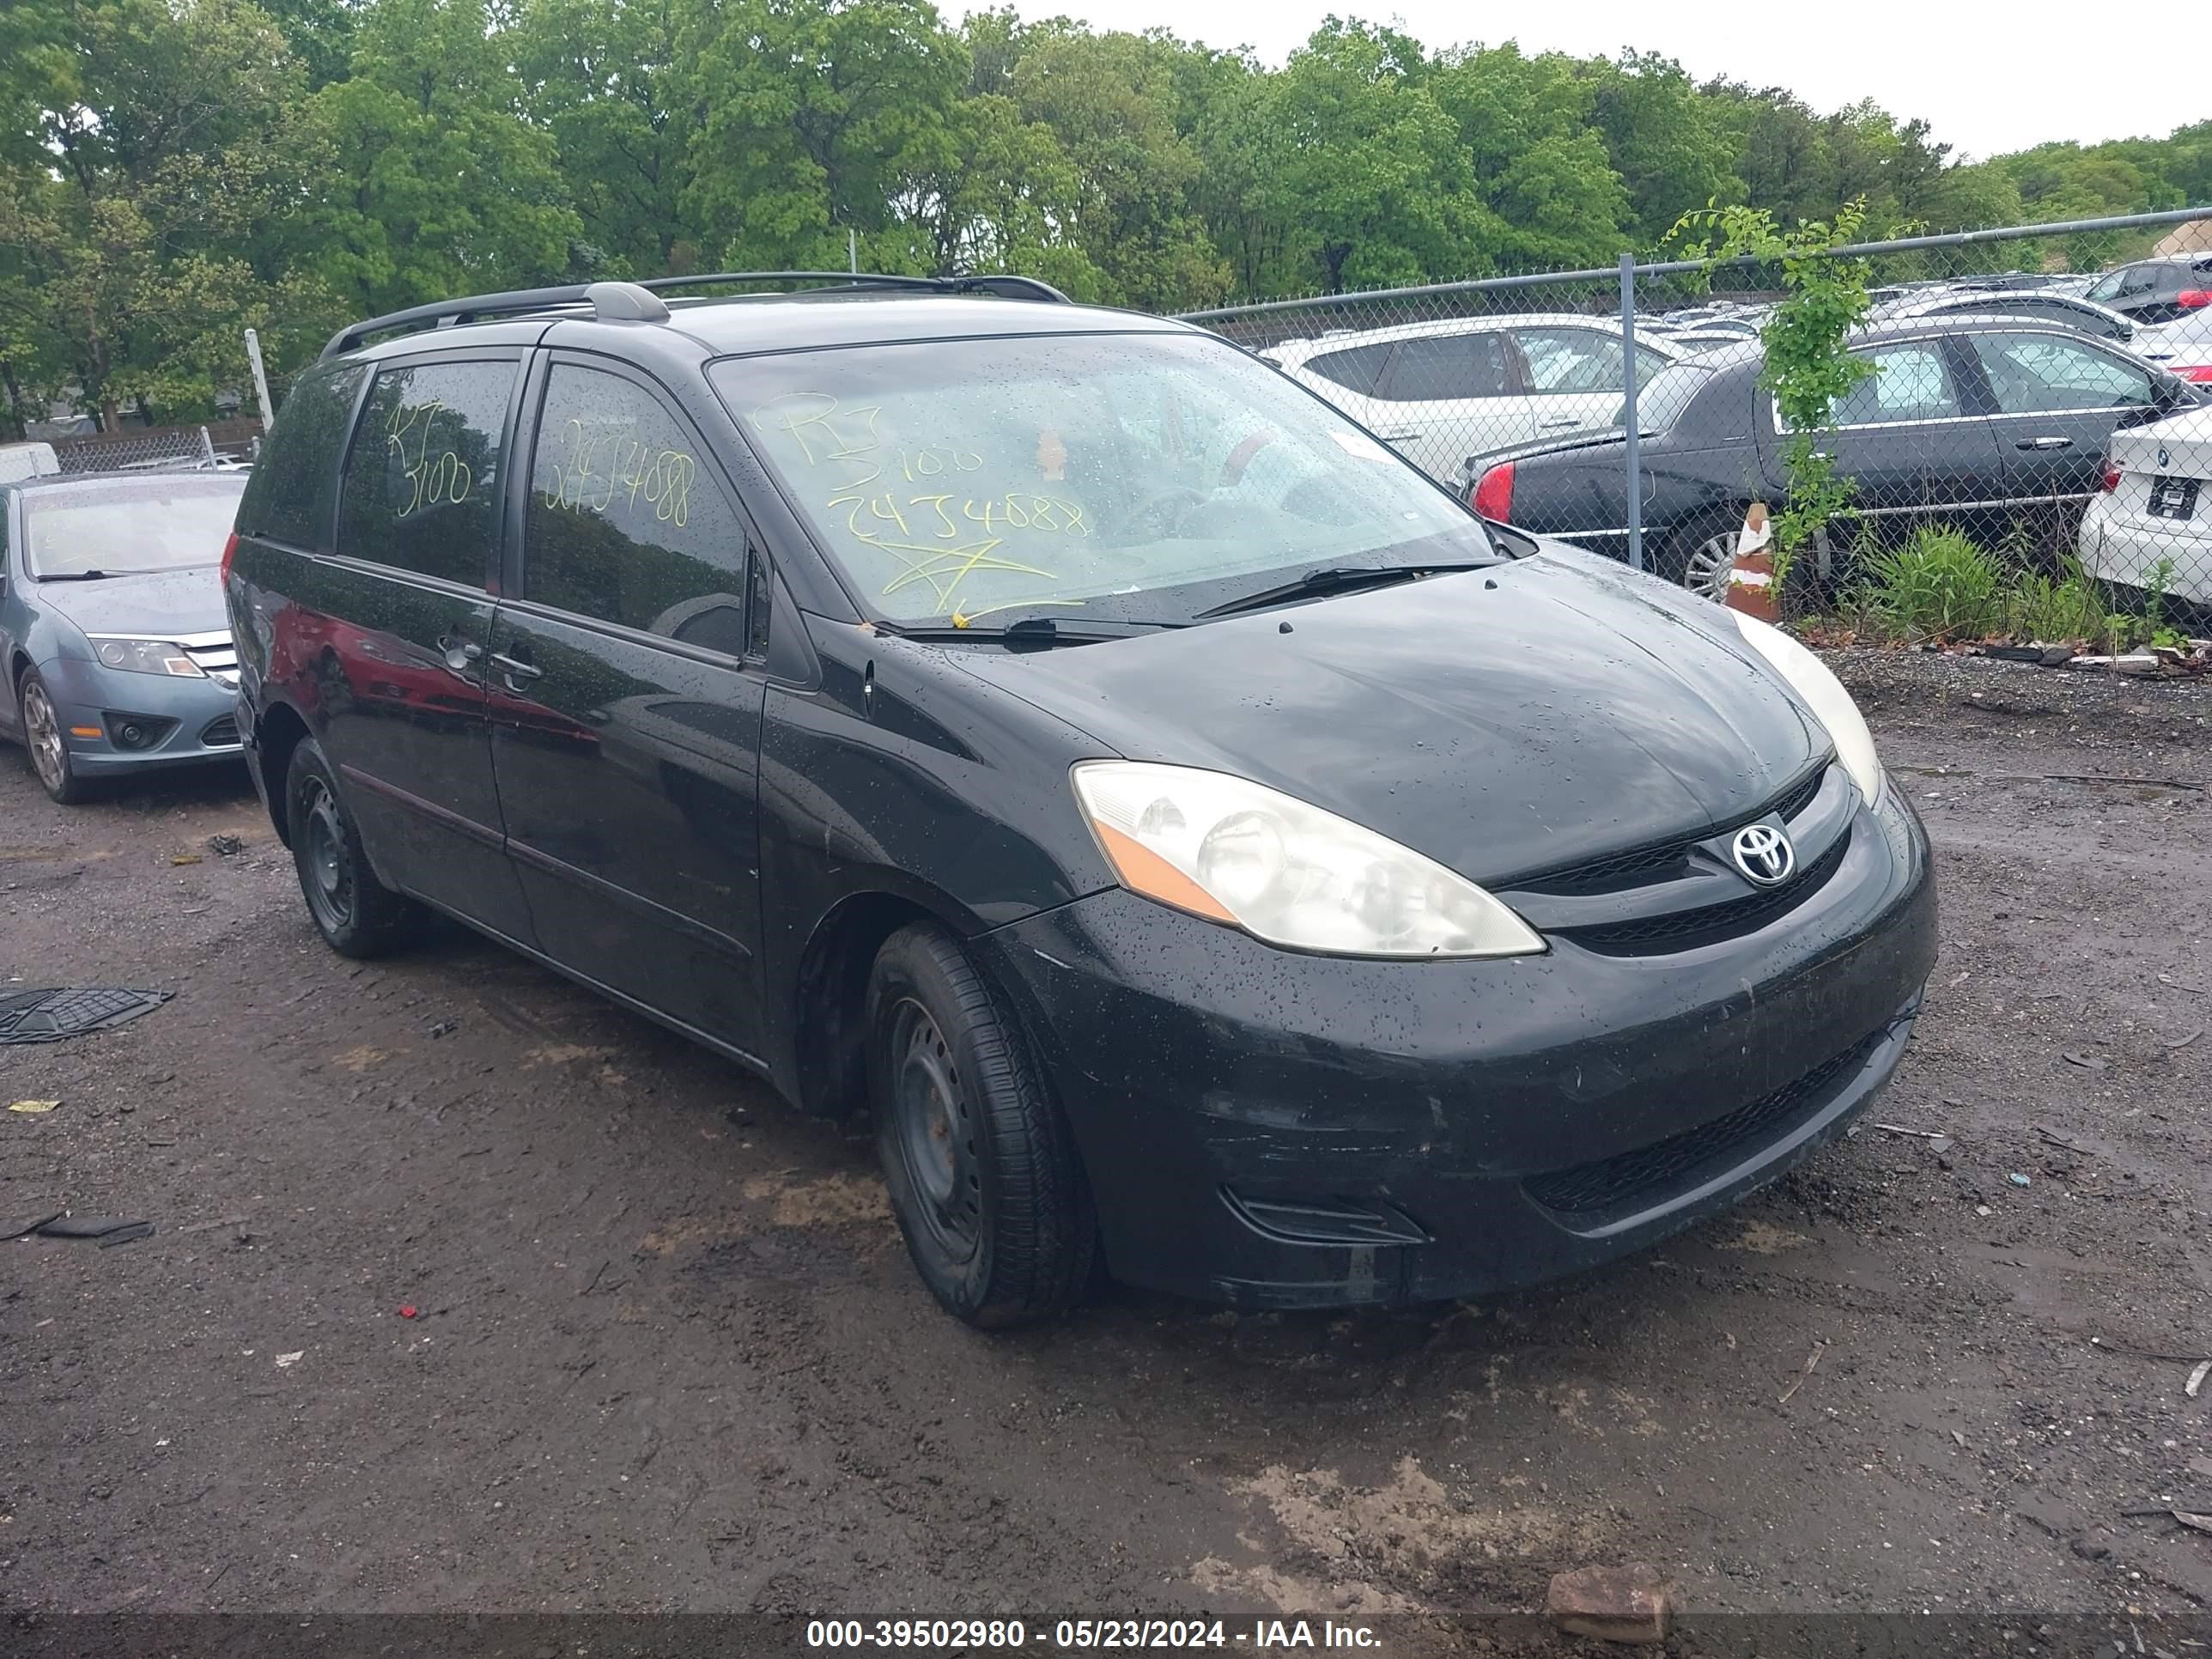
[1671,198,1879,592]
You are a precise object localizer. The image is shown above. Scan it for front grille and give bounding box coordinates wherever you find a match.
[1557,829,1850,956]
[1524,1024,1889,1217]
[1517,763,1828,896]
[200,715,240,747]
[179,633,239,689]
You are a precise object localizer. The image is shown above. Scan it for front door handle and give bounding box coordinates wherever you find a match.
[1535,417,1580,429]
[489,651,543,684]
[2015,435,2073,451]
[437,635,483,673]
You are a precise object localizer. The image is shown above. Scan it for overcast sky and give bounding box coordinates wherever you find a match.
[953,0,2211,161]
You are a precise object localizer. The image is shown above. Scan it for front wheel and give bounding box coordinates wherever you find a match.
[867,922,1096,1328]
[17,669,92,804]
[283,736,425,957]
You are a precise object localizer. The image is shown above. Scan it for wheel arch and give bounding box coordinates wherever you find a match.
[253,698,313,847]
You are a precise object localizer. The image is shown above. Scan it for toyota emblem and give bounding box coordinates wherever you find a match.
[1731,823,1796,886]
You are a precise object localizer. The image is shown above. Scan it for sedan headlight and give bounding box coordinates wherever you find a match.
[1730,611,1884,807]
[91,638,205,678]
[1071,761,1544,959]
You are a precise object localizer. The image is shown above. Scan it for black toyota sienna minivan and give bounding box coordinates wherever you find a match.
[224,274,1936,1328]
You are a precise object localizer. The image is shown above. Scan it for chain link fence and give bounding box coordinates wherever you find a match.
[1182,208,2212,643]
[53,419,261,476]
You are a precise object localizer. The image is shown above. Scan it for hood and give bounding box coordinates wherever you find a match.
[34,566,228,640]
[951,549,1826,886]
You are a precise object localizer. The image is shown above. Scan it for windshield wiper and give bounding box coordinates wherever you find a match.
[876,615,1179,647]
[37,568,125,581]
[1194,562,1491,620]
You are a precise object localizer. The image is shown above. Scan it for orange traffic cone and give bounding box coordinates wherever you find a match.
[1724,502,1781,622]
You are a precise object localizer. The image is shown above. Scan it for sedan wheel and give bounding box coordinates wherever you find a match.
[18,671,88,804]
[1681,532,1738,603]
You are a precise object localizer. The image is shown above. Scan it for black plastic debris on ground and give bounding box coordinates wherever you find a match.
[0,987,173,1045]
[7,1213,155,1246]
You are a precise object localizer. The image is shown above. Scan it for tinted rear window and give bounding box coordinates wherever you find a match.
[336,359,515,587]
[1621,363,1717,432]
[25,477,246,578]
[237,364,364,549]
[1303,343,1391,397]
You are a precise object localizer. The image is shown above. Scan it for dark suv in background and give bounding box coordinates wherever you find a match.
[223,273,1935,1328]
[2084,254,2212,324]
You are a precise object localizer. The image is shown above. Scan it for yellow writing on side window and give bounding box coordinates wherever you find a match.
[540,418,696,529]
[387,400,471,518]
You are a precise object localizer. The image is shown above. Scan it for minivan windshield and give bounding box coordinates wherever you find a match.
[712,331,1498,626]
[24,476,246,579]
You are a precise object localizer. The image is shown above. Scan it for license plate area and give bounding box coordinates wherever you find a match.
[2147,474,2200,520]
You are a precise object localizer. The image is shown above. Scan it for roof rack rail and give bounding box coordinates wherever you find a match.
[320,279,672,359]
[634,270,1071,303]
[321,270,1069,360]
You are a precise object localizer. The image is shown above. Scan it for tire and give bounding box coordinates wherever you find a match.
[866,922,1097,1328]
[17,667,93,805]
[283,736,425,958]
[1656,506,1745,603]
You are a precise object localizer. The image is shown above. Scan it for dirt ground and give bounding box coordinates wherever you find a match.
[3,651,2209,1654]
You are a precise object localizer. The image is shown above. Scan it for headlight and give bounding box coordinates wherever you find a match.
[1071,761,1544,959]
[1730,611,1884,807]
[91,638,205,678]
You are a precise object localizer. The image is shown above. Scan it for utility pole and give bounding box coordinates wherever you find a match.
[243,328,275,429]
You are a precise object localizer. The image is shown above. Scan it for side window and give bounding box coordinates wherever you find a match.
[1516,328,1631,394]
[525,364,750,658]
[1829,343,1962,426]
[1971,333,2155,414]
[238,363,365,549]
[1304,343,1391,397]
[1373,333,1510,402]
[2084,270,2125,303]
[336,359,513,586]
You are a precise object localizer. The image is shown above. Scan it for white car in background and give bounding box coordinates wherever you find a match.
[1262,314,1685,483]
[2129,308,2212,386]
[2080,404,2212,605]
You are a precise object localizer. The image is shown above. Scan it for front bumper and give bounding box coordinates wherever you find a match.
[34,654,246,777]
[975,784,1936,1309]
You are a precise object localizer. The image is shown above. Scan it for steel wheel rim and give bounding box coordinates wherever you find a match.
[888,997,981,1263]
[299,776,355,933]
[1683,534,1737,602]
[21,681,66,792]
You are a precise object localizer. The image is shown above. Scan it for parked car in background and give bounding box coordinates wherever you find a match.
[1466,318,2204,599]
[2084,256,2212,324]
[224,273,1935,1328]
[1872,288,2136,343]
[2080,404,2212,605]
[1,469,248,801]
[1263,313,1686,481]
[2128,307,2212,383]
[0,441,61,483]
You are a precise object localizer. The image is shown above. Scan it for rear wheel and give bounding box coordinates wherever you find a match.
[18,669,91,805]
[1656,507,1744,603]
[867,922,1095,1328]
[283,737,425,957]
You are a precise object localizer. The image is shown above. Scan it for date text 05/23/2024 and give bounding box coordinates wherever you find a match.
[804,1619,1384,1650]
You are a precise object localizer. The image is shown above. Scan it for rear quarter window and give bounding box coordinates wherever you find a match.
[236,363,366,549]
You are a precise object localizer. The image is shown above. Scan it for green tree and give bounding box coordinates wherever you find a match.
[676,0,966,272]
[514,0,695,276]
[0,0,331,424]
[302,0,584,317]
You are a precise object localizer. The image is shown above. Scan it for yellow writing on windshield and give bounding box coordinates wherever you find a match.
[541,418,696,528]
[386,400,471,518]
[757,392,1091,615]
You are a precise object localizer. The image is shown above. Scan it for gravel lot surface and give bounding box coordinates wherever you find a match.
[3,651,2209,1653]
